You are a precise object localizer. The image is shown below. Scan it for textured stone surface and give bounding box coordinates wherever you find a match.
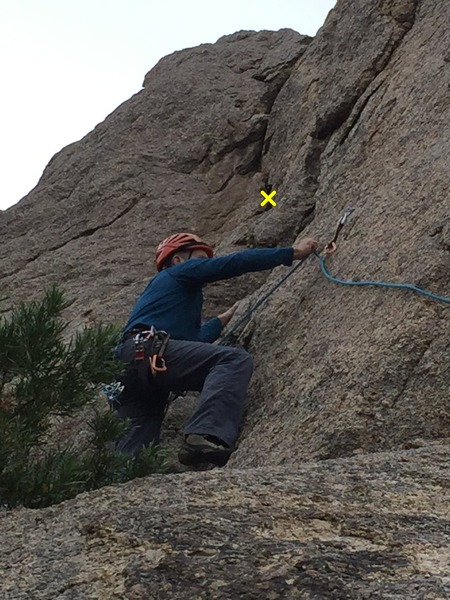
[0,28,310,331]
[231,0,450,467]
[1,444,450,599]
[1,0,450,595]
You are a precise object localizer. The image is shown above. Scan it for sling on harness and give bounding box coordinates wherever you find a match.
[130,326,170,377]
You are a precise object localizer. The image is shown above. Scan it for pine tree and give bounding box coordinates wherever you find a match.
[0,286,168,509]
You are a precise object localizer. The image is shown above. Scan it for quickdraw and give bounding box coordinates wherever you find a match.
[102,381,125,409]
[150,331,170,376]
[323,206,355,255]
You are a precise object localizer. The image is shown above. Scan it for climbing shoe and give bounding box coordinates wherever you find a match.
[178,434,233,467]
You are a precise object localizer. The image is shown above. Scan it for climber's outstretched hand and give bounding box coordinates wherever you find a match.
[293,238,319,260]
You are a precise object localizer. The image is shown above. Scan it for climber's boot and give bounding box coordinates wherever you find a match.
[178,434,233,467]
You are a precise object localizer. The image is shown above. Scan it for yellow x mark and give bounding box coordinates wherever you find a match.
[260,190,277,206]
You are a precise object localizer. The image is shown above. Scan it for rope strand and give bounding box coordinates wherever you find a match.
[219,250,450,344]
[219,257,309,345]
[315,251,450,305]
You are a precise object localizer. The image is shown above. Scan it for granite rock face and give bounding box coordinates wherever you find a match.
[231,0,450,466]
[0,28,311,330]
[1,0,450,595]
[1,444,450,599]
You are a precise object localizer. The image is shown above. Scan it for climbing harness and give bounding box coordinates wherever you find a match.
[127,326,170,376]
[133,327,177,420]
[102,326,170,411]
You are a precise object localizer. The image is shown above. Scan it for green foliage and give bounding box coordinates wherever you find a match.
[0,286,168,509]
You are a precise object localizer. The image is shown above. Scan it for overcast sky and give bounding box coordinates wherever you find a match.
[0,0,336,210]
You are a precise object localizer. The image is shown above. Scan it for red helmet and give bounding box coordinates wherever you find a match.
[155,232,214,271]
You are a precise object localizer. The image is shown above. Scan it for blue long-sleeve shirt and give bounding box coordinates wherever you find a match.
[124,247,294,343]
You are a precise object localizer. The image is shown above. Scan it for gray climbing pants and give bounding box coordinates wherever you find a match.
[113,338,254,457]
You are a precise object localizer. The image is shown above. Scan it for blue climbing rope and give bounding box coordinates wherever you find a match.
[219,207,448,344]
[219,245,449,344]
[314,251,450,305]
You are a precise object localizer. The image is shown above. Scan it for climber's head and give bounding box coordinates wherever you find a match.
[155,233,214,271]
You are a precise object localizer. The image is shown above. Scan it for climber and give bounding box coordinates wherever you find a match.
[114,232,319,467]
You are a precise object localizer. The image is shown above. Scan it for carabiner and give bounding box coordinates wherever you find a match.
[150,354,168,373]
[325,207,355,253]
[323,241,337,255]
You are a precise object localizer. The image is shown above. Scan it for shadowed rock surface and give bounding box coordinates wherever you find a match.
[1,0,450,595]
